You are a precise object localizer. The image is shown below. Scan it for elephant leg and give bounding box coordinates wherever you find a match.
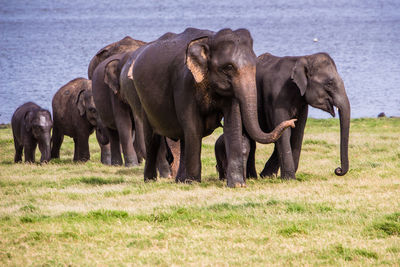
[246,138,257,178]
[214,134,227,180]
[275,127,295,179]
[260,146,280,178]
[166,138,180,178]
[175,139,186,182]
[133,113,146,164]
[100,143,111,165]
[73,137,79,161]
[291,106,308,172]
[14,136,23,163]
[114,106,138,167]
[108,128,123,166]
[118,123,138,167]
[76,135,90,162]
[24,141,37,163]
[180,129,202,183]
[143,117,159,181]
[241,134,251,179]
[156,137,172,178]
[223,99,246,187]
[51,125,63,159]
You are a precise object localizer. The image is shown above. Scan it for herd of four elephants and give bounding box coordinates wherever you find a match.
[11,27,350,187]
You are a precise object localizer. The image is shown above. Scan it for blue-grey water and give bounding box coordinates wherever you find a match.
[1,0,399,123]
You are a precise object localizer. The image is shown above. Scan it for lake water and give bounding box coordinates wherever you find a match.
[1,0,399,123]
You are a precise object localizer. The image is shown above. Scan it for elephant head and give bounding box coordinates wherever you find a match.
[76,85,110,140]
[88,36,146,79]
[25,109,53,162]
[186,29,295,144]
[291,53,350,176]
[76,84,98,127]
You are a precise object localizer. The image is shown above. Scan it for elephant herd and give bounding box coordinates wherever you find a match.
[11,27,350,187]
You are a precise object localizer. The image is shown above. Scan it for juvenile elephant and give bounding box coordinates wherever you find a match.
[51,78,110,163]
[215,52,351,180]
[92,50,172,176]
[12,102,52,163]
[217,53,351,179]
[88,36,146,79]
[123,27,296,187]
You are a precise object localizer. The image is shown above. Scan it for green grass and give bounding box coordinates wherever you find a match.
[0,118,400,265]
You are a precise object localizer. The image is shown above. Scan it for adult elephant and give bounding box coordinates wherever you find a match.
[123,28,296,187]
[92,51,172,176]
[253,52,350,179]
[12,102,52,163]
[88,36,146,79]
[51,78,110,163]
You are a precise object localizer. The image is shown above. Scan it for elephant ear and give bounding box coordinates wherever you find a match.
[76,90,86,117]
[24,111,33,132]
[186,36,209,83]
[104,59,120,95]
[291,57,308,96]
[127,58,135,81]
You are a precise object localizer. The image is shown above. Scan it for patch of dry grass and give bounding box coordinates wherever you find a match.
[0,118,399,265]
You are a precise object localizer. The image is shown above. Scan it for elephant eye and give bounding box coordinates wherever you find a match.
[221,64,235,74]
[325,79,334,87]
[89,107,96,113]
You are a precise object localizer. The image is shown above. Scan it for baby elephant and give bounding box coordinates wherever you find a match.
[215,134,251,180]
[12,102,53,163]
[51,78,110,163]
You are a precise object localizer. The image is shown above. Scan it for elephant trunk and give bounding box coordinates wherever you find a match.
[39,135,51,163]
[95,127,109,146]
[235,72,295,144]
[95,117,109,145]
[334,90,350,176]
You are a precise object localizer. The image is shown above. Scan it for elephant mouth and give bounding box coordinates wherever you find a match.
[89,118,97,126]
[325,98,336,117]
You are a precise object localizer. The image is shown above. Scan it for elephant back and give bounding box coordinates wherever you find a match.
[52,78,91,122]
[88,36,146,79]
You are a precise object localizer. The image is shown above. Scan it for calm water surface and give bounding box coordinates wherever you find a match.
[1,0,399,123]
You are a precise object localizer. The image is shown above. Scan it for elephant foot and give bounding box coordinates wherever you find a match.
[226,171,246,188]
[101,159,112,165]
[74,158,89,163]
[227,180,246,188]
[158,168,172,178]
[160,174,172,179]
[111,160,123,166]
[175,177,200,184]
[260,169,278,178]
[280,171,296,180]
[144,177,157,183]
[101,154,111,165]
[125,161,139,168]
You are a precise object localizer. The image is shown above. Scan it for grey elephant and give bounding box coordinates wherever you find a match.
[12,102,53,163]
[215,52,350,180]
[92,50,172,176]
[122,28,296,187]
[51,78,110,163]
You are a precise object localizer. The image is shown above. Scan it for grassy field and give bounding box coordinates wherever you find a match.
[0,118,399,266]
